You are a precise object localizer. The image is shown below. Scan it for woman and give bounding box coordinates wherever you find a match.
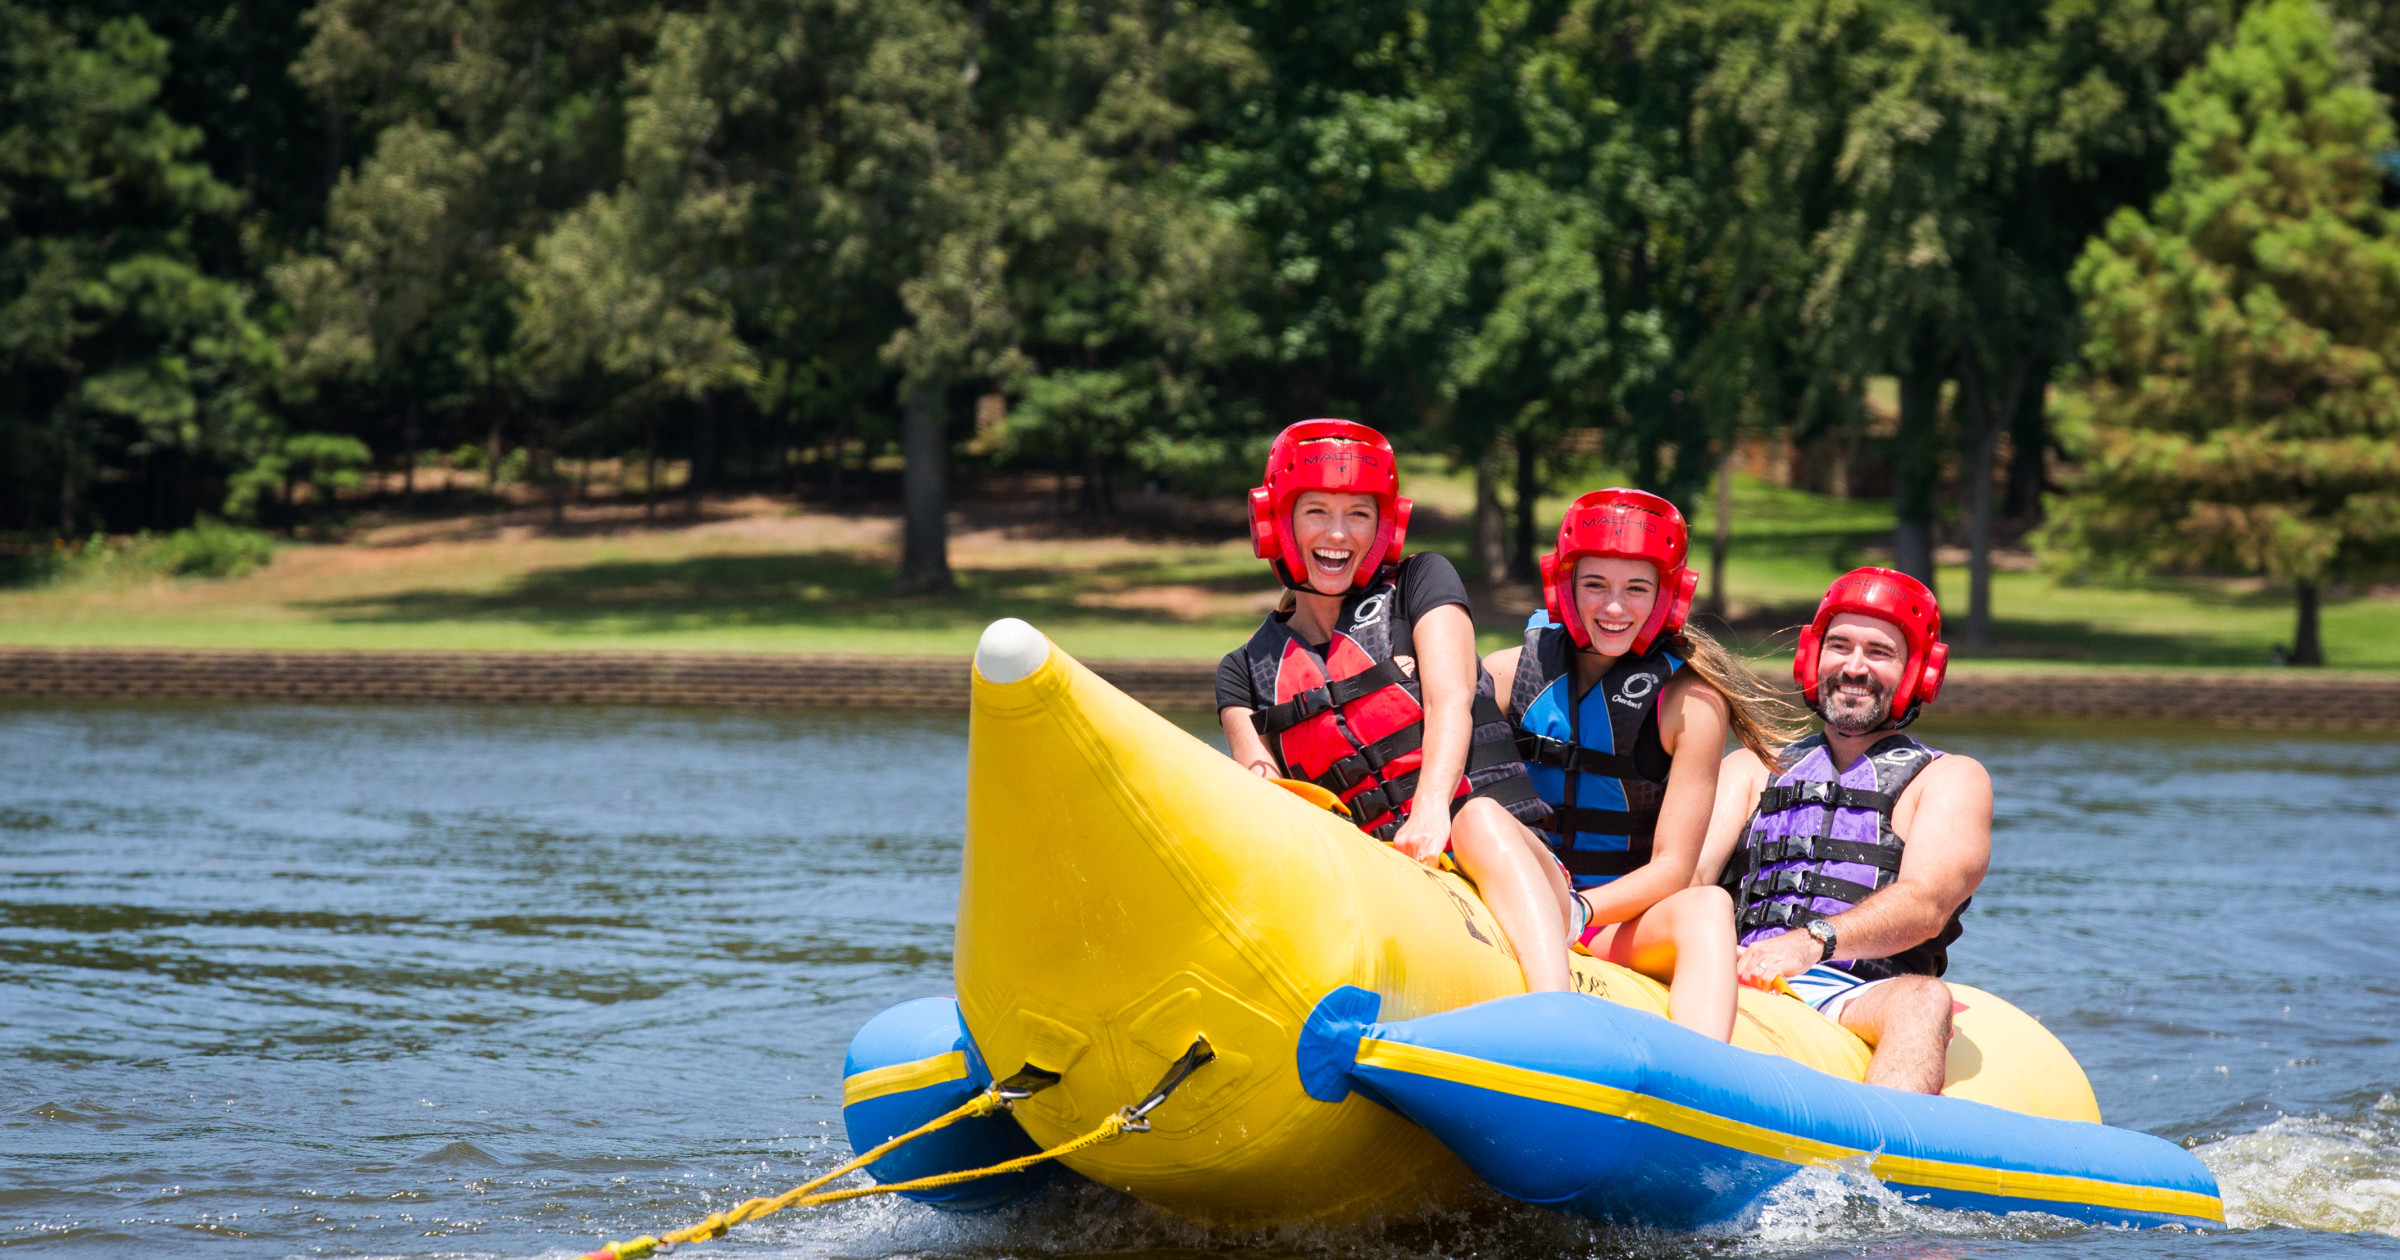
[1483,489,1803,1041]
[1216,420,1576,991]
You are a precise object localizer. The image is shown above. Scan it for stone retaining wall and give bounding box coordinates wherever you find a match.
[1,647,2394,730]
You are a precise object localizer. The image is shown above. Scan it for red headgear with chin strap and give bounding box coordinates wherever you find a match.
[1248,420,1413,591]
[1794,567,1949,719]
[1540,488,1698,654]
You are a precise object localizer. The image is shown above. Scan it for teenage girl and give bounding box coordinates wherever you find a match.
[1484,489,1804,1041]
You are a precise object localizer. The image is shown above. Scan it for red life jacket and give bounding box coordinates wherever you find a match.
[1237,557,1543,840]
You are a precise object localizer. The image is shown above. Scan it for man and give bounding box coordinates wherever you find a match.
[1694,568,1990,1093]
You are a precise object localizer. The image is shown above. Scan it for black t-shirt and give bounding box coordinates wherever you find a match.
[1213,552,1473,712]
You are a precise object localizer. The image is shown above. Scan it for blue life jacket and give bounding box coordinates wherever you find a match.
[1507,614,1679,889]
[1716,731,1962,979]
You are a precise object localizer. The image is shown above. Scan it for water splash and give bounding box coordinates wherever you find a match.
[2199,1096,2400,1236]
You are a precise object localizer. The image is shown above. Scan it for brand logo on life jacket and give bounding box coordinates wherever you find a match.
[1878,745,1926,763]
[1350,590,1392,627]
[1612,671,1658,707]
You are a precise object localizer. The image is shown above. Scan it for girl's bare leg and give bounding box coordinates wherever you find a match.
[1447,798,1572,992]
[1583,885,1737,1041]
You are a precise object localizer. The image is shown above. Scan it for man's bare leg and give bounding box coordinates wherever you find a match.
[1837,974,1953,1093]
[1448,798,1571,992]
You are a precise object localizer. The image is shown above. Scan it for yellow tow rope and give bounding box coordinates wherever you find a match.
[583,1038,1214,1260]
[582,1092,1129,1260]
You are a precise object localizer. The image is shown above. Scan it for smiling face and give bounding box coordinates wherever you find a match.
[1289,490,1381,593]
[1816,611,1908,734]
[1571,555,1660,656]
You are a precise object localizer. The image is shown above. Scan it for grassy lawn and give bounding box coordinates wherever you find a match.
[3,478,2394,669]
[1406,457,2400,669]
[0,498,1277,660]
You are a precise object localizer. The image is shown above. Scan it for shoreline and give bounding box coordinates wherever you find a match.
[4,646,2396,730]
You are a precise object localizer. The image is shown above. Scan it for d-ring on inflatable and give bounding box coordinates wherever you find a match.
[839,618,2221,1230]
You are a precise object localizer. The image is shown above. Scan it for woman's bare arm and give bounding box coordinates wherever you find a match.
[1693,747,1769,888]
[1220,706,1277,777]
[1482,644,1524,716]
[1388,603,1477,861]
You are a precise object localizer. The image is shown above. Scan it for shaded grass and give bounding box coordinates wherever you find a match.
[1403,459,2397,669]
[1,481,2393,668]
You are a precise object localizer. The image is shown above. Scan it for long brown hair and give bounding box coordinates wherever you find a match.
[1660,624,1811,765]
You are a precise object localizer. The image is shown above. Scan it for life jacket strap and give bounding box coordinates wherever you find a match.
[1546,806,1654,837]
[1735,867,1882,907]
[1320,725,1423,792]
[1348,733,1536,839]
[1756,782,1898,814]
[1739,899,1829,933]
[1513,731,1643,780]
[1249,658,1413,737]
[1722,833,1903,882]
[1559,841,1655,878]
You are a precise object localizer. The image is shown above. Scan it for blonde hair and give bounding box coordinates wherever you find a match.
[1661,624,1810,765]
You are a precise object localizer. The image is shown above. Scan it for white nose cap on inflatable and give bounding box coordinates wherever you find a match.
[975,617,1049,684]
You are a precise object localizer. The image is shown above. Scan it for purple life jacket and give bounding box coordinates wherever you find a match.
[1718,732,1963,980]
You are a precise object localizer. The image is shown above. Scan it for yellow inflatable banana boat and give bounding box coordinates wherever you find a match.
[838,619,2221,1230]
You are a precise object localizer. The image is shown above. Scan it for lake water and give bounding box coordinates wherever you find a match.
[3,704,2397,1259]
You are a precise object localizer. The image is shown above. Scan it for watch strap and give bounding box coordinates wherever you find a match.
[1805,917,1838,962]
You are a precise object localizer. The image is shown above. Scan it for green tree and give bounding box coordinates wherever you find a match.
[0,5,275,536]
[2048,0,2400,665]
[1359,0,1696,578]
[274,0,653,504]
[884,0,1266,590]
[509,10,763,516]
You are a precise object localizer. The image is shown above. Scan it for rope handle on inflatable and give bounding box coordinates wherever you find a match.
[1269,777,1352,817]
[582,1038,1215,1260]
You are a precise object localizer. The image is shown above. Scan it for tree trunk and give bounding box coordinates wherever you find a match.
[1709,451,1733,618]
[1471,453,1507,579]
[689,394,720,519]
[896,385,955,594]
[55,392,80,537]
[2004,372,2049,520]
[318,96,344,208]
[1509,438,1539,582]
[644,417,659,520]
[236,0,258,193]
[401,398,421,511]
[1892,367,1941,593]
[826,429,845,508]
[2292,579,2324,666]
[485,414,504,500]
[1958,352,2028,649]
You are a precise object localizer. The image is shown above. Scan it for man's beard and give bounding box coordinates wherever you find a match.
[1819,673,1894,736]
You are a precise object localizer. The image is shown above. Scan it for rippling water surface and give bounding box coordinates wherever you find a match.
[3,704,2396,1259]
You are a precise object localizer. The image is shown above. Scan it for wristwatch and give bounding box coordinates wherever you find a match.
[1804,917,1839,963]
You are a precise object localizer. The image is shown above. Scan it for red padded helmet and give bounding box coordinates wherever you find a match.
[1794,567,1949,718]
[1540,489,1697,654]
[1248,420,1412,592]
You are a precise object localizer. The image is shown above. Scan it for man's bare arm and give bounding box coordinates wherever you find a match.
[1819,754,1991,962]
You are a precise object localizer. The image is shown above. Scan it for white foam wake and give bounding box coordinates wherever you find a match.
[2197,1094,2400,1236]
